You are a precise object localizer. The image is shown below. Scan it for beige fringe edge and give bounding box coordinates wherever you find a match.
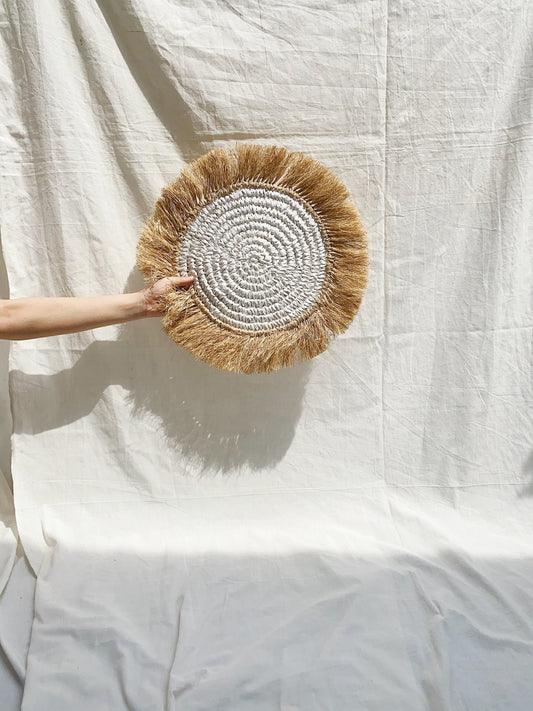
[136,143,369,374]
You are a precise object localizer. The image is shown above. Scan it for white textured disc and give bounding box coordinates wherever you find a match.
[177,185,327,332]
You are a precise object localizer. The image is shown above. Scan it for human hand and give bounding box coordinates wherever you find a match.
[140,274,195,316]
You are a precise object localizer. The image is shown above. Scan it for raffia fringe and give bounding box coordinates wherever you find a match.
[136,143,369,374]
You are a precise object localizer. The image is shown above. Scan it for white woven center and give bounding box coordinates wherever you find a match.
[178,185,327,332]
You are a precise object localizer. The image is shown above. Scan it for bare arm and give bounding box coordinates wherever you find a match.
[0,275,194,340]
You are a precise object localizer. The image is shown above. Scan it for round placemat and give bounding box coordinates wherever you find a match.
[136,143,369,374]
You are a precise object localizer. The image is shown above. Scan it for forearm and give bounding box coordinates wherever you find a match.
[0,292,148,340]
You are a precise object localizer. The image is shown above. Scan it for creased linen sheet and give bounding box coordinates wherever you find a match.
[0,0,532,709]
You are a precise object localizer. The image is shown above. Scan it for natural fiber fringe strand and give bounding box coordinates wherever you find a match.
[136,143,369,374]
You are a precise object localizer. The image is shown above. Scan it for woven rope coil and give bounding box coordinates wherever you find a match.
[179,184,327,332]
[136,143,369,374]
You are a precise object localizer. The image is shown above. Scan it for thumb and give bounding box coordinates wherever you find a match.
[168,275,195,287]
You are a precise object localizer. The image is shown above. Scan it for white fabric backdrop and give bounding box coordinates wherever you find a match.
[0,0,532,708]
[0,199,37,708]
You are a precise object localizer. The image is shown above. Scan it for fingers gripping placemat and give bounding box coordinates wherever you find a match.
[136,144,368,373]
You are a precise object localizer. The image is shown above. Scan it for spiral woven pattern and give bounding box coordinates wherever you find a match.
[178,185,327,332]
[136,143,369,374]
